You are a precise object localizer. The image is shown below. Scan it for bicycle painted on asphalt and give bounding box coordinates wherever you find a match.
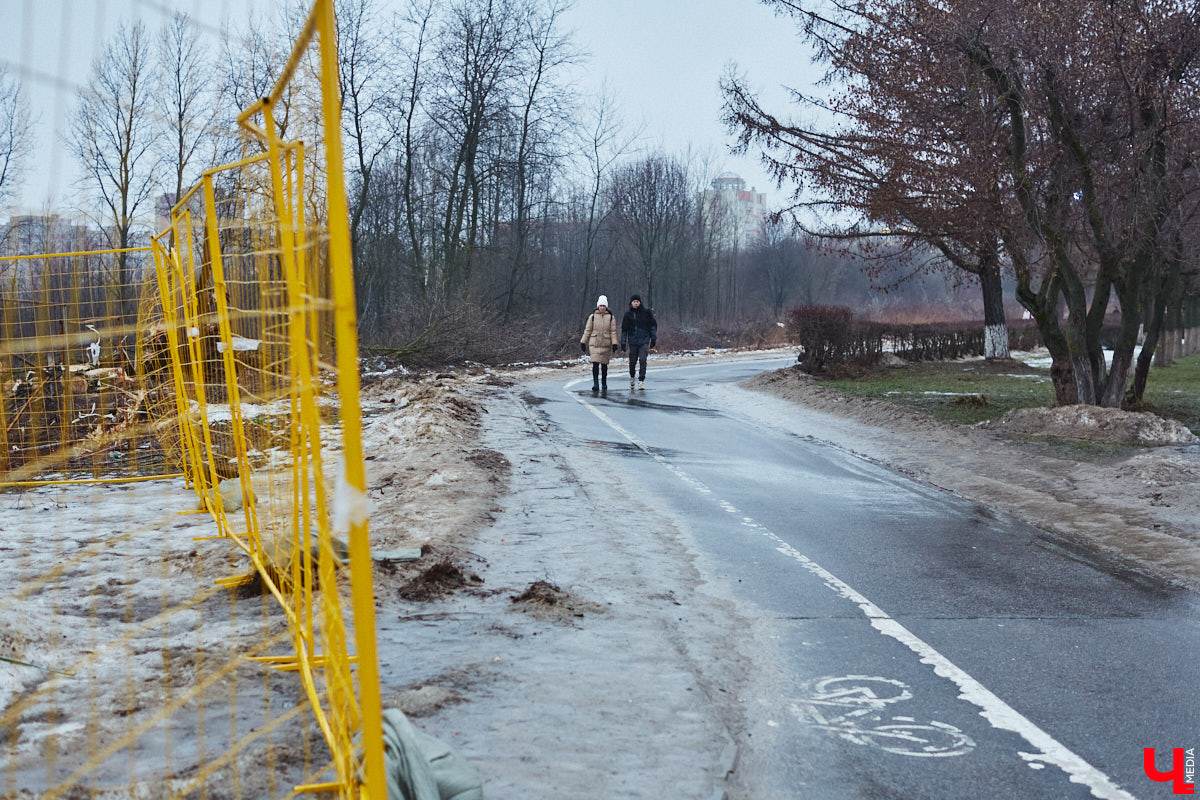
[789,675,976,758]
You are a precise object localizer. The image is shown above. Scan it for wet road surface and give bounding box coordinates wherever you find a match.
[526,356,1200,799]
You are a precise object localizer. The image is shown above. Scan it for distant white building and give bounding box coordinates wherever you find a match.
[700,172,768,250]
[2,215,99,256]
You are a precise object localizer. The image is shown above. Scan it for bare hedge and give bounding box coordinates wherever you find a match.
[787,305,1044,373]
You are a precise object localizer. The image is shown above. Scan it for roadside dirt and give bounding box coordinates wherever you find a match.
[739,363,1200,592]
[360,373,511,597]
[360,362,750,798]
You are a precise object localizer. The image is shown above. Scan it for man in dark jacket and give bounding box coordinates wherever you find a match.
[620,294,657,390]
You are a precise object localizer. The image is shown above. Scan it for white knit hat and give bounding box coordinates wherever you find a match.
[597,295,608,307]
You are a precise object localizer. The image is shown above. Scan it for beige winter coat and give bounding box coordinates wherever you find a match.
[581,309,619,364]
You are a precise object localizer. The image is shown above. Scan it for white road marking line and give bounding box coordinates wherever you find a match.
[564,379,1137,800]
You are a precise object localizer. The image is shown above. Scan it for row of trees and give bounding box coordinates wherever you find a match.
[333,0,983,354]
[0,0,1064,366]
[724,0,1200,407]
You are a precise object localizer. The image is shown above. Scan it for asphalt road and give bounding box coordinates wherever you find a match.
[526,355,1200,800]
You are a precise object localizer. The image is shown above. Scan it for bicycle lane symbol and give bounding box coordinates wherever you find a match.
[789,675,976,758]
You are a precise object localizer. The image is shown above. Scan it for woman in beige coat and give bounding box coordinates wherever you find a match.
[580,295,619,394]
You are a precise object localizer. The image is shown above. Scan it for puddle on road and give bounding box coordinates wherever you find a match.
[519,390,549,406]
[574,390,722,416]
[578,438,685,459]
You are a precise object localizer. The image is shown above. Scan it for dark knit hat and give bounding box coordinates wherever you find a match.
[630,294,642,304]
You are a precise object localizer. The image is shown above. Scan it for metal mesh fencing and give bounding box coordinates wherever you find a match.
[0,247,178,486]
[2,1,385,797]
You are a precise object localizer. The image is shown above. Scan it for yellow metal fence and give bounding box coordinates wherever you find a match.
[0,246,179,486]
[1,1,384,796]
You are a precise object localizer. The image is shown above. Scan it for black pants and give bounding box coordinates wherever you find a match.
[591,362,608,385]
[628,343,649,380]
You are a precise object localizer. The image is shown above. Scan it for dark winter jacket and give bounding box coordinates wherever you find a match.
[620,305,657,348]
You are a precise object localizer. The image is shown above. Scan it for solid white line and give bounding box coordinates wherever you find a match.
[563,379,1136,800]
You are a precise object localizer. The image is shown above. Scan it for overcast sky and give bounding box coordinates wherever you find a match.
[1,0,819,215]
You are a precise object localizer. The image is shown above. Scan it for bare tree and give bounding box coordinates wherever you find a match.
[495,0,580,316]
[396,0,437,298]
[338,0,404,256]
[427,0,526,297]
[0,66,31,210]
[575,84,639,317]
[722,31,1016,358]
[158,13,218,213]
[955,1,1200,404]
[726,0,1200,403]
[609,152,693,309]
[68,21,158,314]
[218,9,302,157]
[751,217,811,317]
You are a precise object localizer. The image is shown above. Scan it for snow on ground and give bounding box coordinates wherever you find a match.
[0,476,315,795]
[0,374,506,794]
[1013,345,1145,370]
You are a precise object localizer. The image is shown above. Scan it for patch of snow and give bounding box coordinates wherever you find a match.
[983,405,1198,446]
[1014,346,1144,370]
[204,400,288,423]
[216,335,261,353]
[333,457,370,536]
[1013,349,1052,369]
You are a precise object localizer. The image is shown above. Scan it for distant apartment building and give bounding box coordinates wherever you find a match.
[2,215,100,256]
[700,172,768,250]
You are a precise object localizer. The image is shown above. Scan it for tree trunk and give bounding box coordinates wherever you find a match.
[1016,274,1077,405]
[979,249,1009,359]
[1129,270,1172,404]
[1049,357,1079,405]
[1100,277,1143,408]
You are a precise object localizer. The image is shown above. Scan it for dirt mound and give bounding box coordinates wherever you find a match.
[510,580,604,621]
[358,375,507,570]
[398,560,482,601]
[984,405,1199,446]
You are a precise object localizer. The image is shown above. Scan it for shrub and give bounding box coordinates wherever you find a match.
[787,306,1048,373]
[788,305,857,373]
[366,301,566,366]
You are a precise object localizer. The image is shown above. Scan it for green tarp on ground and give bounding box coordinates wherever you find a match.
[381,707,484,800]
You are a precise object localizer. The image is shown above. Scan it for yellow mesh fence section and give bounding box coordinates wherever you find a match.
[0,246,179,485]
[1,1,385,797]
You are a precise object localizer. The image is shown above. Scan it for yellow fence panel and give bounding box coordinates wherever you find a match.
[2,1,384,797]
[0,247,180,486]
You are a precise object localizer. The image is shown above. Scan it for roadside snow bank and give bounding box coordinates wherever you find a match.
[982,405,1199,446]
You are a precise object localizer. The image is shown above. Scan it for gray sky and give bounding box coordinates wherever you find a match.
[2,0,274,214]
[1,0,818,216]
[561,0,816,201]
